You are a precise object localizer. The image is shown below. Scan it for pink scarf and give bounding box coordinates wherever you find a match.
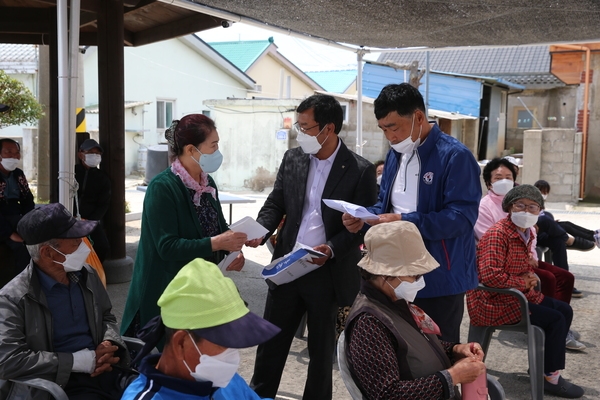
[408,303,441,335]
[170,159,216,205]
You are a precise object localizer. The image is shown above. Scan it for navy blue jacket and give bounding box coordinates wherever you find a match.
[368,124,481,298]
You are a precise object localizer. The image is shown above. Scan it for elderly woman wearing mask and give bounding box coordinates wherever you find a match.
[345,221,486,400]
[121,114,247,339]
[467,185,584,398]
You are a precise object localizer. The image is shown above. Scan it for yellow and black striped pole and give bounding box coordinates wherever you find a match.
[76,108,86,133]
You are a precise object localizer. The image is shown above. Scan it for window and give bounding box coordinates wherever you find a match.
[157,99,175,143]
[202,110,211,118]
[157,100,175,129]
[339,102,350,123]
[517,109,533,128]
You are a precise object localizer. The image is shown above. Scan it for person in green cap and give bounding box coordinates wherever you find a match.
[121,258,281,400]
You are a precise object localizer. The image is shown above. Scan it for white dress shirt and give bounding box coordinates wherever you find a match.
[296,139,342,248]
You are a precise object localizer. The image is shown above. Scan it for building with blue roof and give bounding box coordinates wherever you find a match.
[208,37,323,99]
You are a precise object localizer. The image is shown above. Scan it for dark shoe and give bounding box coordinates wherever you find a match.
[572,288,584,298]
[544,376,584,398]
[567,236,595,251]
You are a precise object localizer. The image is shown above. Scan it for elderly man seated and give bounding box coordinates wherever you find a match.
[121,258,281,400]
[0,203,129,400]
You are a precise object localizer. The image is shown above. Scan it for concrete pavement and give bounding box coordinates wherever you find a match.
[110,181,600,399]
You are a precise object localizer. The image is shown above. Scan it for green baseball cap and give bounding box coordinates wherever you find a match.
[158,258,280,348]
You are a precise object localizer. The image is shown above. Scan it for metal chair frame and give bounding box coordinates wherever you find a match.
[467,284,545,400]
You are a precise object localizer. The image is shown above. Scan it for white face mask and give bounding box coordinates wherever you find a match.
[541,194,548,200]
[510,211,539,229]
[296,125,328,155]
[390,114,422,154]
[50,241,91,272]
[376,175,382,185]
[387,276,426,303]
[183,333,240,388]
[84,154,102,168]
[1,158,19,172]
[491,179,514,196]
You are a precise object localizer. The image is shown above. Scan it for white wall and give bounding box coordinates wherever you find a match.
[83,38,250,176]
[203,99,297,191]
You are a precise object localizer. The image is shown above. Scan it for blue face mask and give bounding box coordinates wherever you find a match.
[192,147,223,173]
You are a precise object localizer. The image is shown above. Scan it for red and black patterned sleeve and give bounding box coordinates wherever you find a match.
[348,313,450,400]
[477,228,527,290]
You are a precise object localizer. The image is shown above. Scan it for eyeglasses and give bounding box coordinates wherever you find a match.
[294,122,320,133]
[512,202,541,213]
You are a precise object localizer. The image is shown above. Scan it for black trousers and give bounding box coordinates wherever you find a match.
[536,214,570,270]
[529,296,572,374]
[558,221,595,242]
[64,370,123,400]
[413,293,465,343]
[251,266,337,400]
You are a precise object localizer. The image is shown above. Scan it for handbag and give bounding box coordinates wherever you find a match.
[461,366,488,400]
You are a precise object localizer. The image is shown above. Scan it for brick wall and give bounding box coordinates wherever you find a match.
[522,128,582,203]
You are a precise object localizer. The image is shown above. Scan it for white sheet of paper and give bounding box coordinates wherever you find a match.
[322,199,379,220]
[218,251,241,271]
[229,216,269,240]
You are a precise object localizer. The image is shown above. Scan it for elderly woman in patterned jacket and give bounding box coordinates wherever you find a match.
[467,185,584,399]
[345,221,486,400]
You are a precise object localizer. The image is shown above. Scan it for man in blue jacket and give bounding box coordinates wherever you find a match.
[343,83,481,342]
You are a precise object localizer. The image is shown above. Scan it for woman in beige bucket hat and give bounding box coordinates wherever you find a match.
[344,221,486,399]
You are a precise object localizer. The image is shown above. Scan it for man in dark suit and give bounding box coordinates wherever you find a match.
[247,94,377,400]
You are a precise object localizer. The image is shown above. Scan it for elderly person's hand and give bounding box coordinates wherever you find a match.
[447,357,486,384]
[91,341,120,377]
[453,342,485,362]
[225,252,245,271]
[212,231,247,252]
[522,272,539,291]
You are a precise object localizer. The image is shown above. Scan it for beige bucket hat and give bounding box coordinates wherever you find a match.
[358,220,439,276]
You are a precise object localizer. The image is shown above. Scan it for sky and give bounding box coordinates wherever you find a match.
[197,23,381,72]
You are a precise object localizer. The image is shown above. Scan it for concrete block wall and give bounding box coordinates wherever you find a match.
[522,128,581,203]
[338,100,388,163]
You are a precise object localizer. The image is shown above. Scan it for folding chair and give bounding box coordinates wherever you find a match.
[336,331,366,400]
[468,284,545,400]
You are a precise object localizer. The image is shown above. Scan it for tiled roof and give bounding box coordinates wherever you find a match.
[378,45,564,88]
[306,69,356,93]
[0,44,37,63]
[207,40,272,72]
[0,44,38,74]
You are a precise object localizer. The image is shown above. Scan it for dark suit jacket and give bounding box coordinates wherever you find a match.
[257,140,377,306]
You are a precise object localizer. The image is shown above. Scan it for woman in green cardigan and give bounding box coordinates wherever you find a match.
[121,114,248,338]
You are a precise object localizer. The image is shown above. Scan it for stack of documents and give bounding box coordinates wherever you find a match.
[261,243,326,285]
[218,217,269,271]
